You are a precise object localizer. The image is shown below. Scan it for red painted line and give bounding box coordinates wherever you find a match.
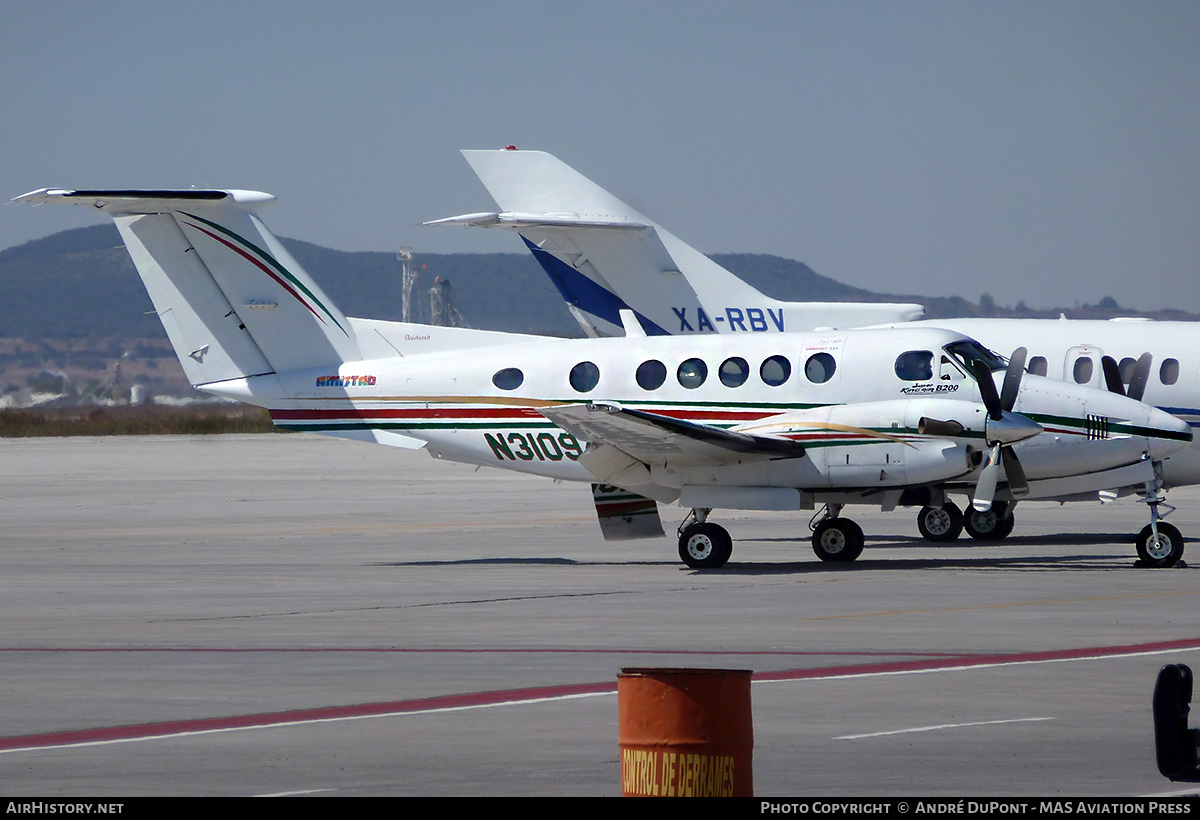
[0,647,964,657]
[754,636,1200,682]
[1042,427,1084,437]
[782,433,878,441]
[4,638,1196,752]
[0,682,615,752]
[269,407,541,421]
[269,407,771,422]
[186,222,324,325]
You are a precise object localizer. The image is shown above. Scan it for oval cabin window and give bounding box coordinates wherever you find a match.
[719,357,749,388]
[805,352,836,384]
[636,360,667,391]
[492,367,524,391]
[760,355,791,387]
[569,361,600,393]
[677,358,708,389]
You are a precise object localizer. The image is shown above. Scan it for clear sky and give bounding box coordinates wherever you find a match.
[4,1,1198,311]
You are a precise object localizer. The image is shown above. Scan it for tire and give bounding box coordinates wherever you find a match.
[917,503,964,542]
[964,505,1015,541]
[812,518,865,563]
[678,522,733,569]
[1136,522,1184,568]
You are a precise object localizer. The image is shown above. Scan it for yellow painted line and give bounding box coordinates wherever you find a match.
[795,589,1200,621]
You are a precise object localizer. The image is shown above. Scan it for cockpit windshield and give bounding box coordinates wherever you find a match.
[944,340,1007,374]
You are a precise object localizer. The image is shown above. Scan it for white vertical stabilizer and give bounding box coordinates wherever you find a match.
[15,188,360,386]
[427,149,925,336]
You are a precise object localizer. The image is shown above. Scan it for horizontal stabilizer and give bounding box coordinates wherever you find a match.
[16,188,359,386]
[461,150,647,222]
[423,211,649,230]
[14,188,276,213]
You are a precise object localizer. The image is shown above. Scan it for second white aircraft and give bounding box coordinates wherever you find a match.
[436,148,1199,565]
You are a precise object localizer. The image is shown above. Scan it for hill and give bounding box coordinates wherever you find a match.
[7,225,1197,341]
[2,225,1197,401]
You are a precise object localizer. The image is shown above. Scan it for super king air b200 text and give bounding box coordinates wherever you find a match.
[16,187,1193,569]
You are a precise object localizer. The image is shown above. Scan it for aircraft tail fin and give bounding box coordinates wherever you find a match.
[15,189,360,386]
[427,149,924,336]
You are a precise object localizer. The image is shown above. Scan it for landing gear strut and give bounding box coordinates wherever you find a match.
[810,505,865,562]
[1137,462,1185,568]
[677,508,733,569]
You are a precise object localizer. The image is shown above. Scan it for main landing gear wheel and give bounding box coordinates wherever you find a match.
[678,522,733,569]
[917,503,964,542]
[964,504,1015,541]
[1136,522,1184,568]
[812,518,865,563]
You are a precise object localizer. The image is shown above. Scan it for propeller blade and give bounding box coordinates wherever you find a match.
[1100,356,1125,396]
[1126,352,1153,402]
[1000,347,1027,412]
[973,444,1001,511]
[971,360,1003,421]
[1001,446,1029,498]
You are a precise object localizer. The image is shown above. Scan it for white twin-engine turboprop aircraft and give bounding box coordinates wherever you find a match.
[16,188,1192,570]
[434,147,1200,562]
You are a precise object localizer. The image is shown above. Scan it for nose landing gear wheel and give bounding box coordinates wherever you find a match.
[678,522,733,569]
[1136,522,1184,568]
[812,518,865,562]
[917,503,964,542]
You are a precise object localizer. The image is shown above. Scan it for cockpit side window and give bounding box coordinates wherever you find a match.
[944,340,1006,374]
[894,350,933,381]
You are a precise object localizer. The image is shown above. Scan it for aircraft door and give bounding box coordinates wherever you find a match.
[799,334,846,386]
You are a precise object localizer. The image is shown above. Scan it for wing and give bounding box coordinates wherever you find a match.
[539,402,806,464]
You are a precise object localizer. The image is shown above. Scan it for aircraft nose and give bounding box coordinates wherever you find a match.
[1146,405,1193,461]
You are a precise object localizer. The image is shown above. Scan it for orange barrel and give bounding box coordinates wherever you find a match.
[617,667,753,797]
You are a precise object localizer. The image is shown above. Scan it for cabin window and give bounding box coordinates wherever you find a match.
[569,361,600,393]
[677,358,708,389]
[1073,357,1094,384]
[719,357,749,388]
[760,355,791,386]
[894,350,933,381]
[1028,356,1048,377]
[1161,358,1180,385]
[636,359,667,391]
[492,367,524,391]
[1118,357,1137,385]
[805,352,836,384]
